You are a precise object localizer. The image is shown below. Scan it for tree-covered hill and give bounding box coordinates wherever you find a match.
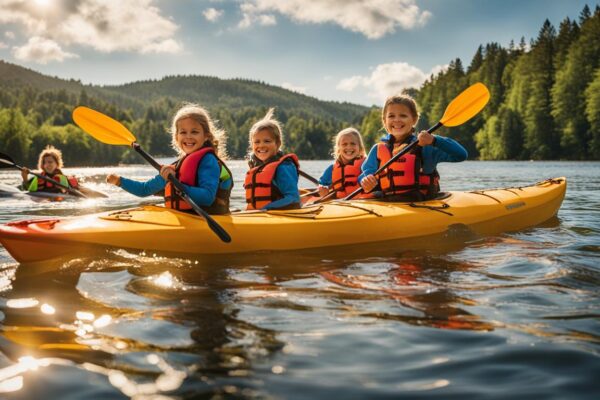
[104,76,367,122]
[0,59,369,165]
[0,60,367,123]
[361,4,600,161]
[1,4,599,166]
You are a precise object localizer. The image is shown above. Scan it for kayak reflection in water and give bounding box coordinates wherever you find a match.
[320,256,496,332]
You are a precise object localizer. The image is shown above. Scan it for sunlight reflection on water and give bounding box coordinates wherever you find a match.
[0,161,599,398]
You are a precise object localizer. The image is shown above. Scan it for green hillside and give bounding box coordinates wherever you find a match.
[0,60,367,122]
[0,59,370,164]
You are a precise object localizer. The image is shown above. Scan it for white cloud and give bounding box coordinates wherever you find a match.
[337,75,364,92]
[140,39,181,54]
[0,0,182,61]
[203,8,223,22]
[337,62,447,101]
[5,31,16,39]
[12,36,78,64]
[238,3,276,29]
[238,0,431,39]
[281,82,306,94]
[0,41,7,49]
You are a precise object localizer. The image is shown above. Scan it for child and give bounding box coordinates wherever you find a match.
[317,127,366,199]
[244,108,301,210]
[106,103,233,215]
[21,145,80,193]
[359,93,467,201]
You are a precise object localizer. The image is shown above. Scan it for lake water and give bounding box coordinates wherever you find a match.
[0,160,599,399]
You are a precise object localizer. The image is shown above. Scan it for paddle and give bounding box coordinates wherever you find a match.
[300,189,320,198]
[72,106,232,243]
[343,82,490,201]
[312,188,338,204]
[0,152,88,198]
[298,170,319,185]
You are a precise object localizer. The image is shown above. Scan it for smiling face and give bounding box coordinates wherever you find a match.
[338,133,361,163]
[176,117,207,155]
[384,103,418,141]
[252,129,279,162]
[41,155,59,174]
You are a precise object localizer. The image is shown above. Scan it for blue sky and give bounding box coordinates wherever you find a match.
[0,0,597,106]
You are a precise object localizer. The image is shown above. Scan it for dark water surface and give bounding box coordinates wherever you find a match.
[0,161,598,399]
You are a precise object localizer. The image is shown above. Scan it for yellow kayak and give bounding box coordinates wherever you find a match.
[0,178,566,264]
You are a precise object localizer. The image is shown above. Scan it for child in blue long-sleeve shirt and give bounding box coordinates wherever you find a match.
[106,103,233,214]
[244,108,300,210]
[359,94,467,201]
[316,127,367,200]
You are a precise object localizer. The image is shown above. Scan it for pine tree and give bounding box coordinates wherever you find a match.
[552,6,600,159]
[585,69,600,158]
[468,46,484,73]
[579,4,591,24]
[523,19,557,159]
[554,17,580,70]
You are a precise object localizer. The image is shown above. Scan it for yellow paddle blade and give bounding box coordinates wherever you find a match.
[440,82,490,127]
[72,106,136,145]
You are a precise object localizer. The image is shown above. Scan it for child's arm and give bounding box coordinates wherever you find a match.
[318,164,333,196]
[21,167,30,183]
[118,174,166,197]
[263,161,300,210]
[180,155,220,207]
[318,164,333,186]
[358,145,379,183]
[429,135,468,162]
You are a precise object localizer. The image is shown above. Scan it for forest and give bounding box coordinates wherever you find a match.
[0,5,598,165]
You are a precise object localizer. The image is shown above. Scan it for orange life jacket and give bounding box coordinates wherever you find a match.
[376,142,439,199]
[331,156,365,199]
[244,153,300,210]
[164,146,232,215]
[35,171,78,193]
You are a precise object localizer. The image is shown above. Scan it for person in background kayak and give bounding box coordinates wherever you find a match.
[106,103,233,214]
[316,127,367,199]
[21,145,80,193]
[359,93,467,201]
[244,108,301,210]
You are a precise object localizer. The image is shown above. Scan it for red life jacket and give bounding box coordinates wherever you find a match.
[164,147,232,215]
[376,142,439,199]
[331,156,364,199]
[244,153,299,210]
[35,170,79,192]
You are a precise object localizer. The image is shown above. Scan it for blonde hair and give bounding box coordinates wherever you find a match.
[247,108,284,155]
[37,145,64,170]
[332,127,365,160]
[382,93,420,128]
[170,103,227,159]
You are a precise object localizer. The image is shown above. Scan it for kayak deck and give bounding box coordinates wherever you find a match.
[0,178,567,264]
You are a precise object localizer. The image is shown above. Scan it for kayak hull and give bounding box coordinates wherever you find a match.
[0,178,567,264]
[0,183,107,201]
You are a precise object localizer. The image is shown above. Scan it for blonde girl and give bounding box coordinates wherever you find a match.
[107,103,233,214]
[316,127,366,199]
[244,108,301,210]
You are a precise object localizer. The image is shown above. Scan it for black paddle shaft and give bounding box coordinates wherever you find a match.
[343,122,443,201]
[298,169,319,185]
[131,143,232,243]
